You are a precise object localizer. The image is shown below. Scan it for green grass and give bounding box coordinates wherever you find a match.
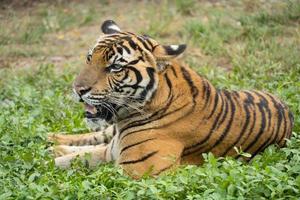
[0,2,98,45]
[0,0,300,199]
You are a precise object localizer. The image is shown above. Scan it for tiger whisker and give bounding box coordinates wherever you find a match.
[108,96,146,115]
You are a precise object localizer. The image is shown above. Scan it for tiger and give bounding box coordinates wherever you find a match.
[48,20,294,179]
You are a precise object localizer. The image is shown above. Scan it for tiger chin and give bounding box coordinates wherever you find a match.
[48,20,294,179]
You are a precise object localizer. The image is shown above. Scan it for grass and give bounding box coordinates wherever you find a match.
[0,0,300,199]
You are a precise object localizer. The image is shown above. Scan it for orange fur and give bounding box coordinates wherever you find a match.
[49,20,294,178]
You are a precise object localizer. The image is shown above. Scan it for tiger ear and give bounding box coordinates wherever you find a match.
[101,20,121,34]
[153,44,187,61]
[153,44,186,71]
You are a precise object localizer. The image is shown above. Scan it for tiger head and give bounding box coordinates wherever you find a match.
[73,20,186,130]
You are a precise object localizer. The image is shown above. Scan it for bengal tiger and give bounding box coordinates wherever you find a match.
[48,20,294,178]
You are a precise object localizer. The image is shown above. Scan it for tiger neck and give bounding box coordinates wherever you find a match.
[117,60,217,130]
[145,60,199,114]
[145,60,219,119]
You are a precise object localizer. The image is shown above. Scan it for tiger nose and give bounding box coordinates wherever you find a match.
[74,85,92,96]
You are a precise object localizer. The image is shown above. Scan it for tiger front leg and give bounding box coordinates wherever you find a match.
[118,139,184,179]
[49,143,106,157]
[48,125,115,146]
[54,144,109,169]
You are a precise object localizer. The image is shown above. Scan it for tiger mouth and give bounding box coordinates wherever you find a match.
[84,103,116,122]
[84,103,98,118]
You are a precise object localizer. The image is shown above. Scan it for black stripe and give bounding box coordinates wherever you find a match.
[202,80,211,108]
[221,93,250,156]
[128,59,140,65]
[238,104,256,153]
[111,78,121,86]
[119,95,172,132]
[132,39,144,54]
[102,48,110,61]
[244,91,255,106]
[122,70,129,81]
[112,53,119,63]
[180,67,199,103]
[270,103,287,144]
[138,55,145,62]
[120,138,156,155]
[164,73,172,99]
[140,67,155,100]
[118,42,131,54]
[277,104,287,145]
[153,164,174,176]
[235,92,257,158]
[119,151,158,165]
[118,70,173,133]
[144,38,155,50]
[165,73,172,89]
[206,90,220,119]
[169,66,178,77]
[247,92,276,156]
[239,92,257,146]
[116,46,123,55]
[119,95,174,138]
[232,91,240,98]
[214,91,229,130]
[243,97,267,153]
[287,111,294,139]
[107,50,114,61]
[206,91,235,152]
[137,37,152,52]
[120,84,143,90]
[183,92,225,156]
[230,91,242,109]
[121,102,190,140]
[253,91,272,131]
[112,125,117,136]
[264,93,282,146]
[126,66,143,87]
[118,57,128,63]
[128,39,137,50]
[251,126,275,157]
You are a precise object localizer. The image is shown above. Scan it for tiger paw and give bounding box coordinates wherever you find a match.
[47,132,69,145]
[48,145,68,157]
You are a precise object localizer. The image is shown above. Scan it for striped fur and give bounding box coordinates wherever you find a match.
[49,20,294,178]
